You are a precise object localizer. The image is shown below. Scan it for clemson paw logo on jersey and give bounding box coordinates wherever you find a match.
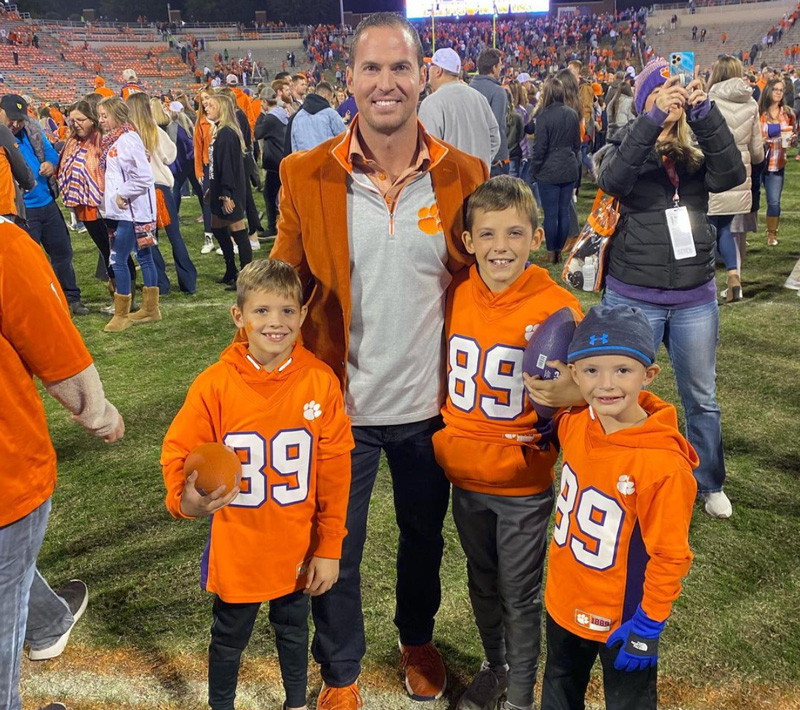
[524,324,539,342]
[576,612,590,626]
[617,475,635,496]
[418,203,443,235]
[303,401,322,420]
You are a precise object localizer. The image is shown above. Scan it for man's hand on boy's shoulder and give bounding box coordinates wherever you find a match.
[179,471,241,518]
[304,556,340,597]
[523,360,586,410]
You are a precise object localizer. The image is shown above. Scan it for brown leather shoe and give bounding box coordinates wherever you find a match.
[400,641,447,701]
[316,682,363,710]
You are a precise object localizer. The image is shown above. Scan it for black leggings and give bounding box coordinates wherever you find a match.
[209,591,309,710]
[84,218,135,284]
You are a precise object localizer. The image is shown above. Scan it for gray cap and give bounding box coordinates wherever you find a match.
[568,305,656,366]
[260,86,277,101]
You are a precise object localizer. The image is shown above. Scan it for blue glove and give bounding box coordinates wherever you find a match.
[606,605,666,672]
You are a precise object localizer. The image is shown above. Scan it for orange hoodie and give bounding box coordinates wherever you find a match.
[161,341,354,603]
[433,263,582,497]
[545,391,698,641]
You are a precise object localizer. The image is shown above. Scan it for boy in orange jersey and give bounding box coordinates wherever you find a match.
[541,304,698,710]
[161,259,353,710]
[433,176,583,710]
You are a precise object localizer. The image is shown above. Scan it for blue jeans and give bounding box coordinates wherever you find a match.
[311,417,450,686]
[764,169,784,217]
[539,181,574,253]
[24,200,82,303]
[710,214,738,271]
[520,159,542,207]
[108,219,158,295]
[603,289,726,493]
[0,501,48,710]
[172,165,204,215]
[153,185,197,294]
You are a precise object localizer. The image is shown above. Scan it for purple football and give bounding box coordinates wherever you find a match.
[523,307,579,418]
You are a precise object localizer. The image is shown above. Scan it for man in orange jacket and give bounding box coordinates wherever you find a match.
[271,13,487,710]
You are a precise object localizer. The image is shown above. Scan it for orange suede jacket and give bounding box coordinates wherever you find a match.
[270,116,489,387]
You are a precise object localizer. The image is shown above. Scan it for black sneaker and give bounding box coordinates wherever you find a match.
[29,580,88,661]
[69,300,90,316]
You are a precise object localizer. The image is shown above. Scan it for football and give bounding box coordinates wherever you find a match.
[184,442,242,496]
[522,307,579,419]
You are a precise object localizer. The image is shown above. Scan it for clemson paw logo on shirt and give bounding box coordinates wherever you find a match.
[617,475,635,496]
[418,203,443,235]
[303,401,322,420]
[576,613,590,626]
[524,324,539,342]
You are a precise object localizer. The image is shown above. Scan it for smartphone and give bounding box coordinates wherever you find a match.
[669,51,695,87]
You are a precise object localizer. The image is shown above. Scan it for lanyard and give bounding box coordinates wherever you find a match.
[662,156,680,206]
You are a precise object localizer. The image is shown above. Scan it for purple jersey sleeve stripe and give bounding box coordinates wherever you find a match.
[622,519,649,624]
[199,515,214,592]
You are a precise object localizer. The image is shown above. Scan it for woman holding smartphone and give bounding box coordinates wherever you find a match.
[759,77,795,246]
[595,58,745,518]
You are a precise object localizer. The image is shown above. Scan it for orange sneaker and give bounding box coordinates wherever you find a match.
[399,641,447,701]
[316,682,363,710]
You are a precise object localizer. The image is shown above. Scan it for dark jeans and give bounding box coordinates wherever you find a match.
[710,214,738,272]
[209,591,309,710]
[153,185,197,293]
[311,416,451,687]
[172,165,204,215]
[541,615,657,710]
[24,200,81,302]
[539,181,574,253]
[263,169,281,233]
[491,161,510,177]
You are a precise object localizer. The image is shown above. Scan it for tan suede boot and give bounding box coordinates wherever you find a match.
[103,293,132,332]
[766,215,779,246]
[128,286,162,324]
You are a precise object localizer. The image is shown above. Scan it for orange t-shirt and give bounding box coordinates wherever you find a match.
[545,392,698,642]
[0,220,93,527]
[433,264,582,497]
[161,341,354,603]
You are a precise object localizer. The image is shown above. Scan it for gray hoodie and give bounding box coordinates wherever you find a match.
[469,74,509,163]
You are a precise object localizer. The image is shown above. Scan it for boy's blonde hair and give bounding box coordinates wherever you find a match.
[465,176,539,233]
[236,259,303,309]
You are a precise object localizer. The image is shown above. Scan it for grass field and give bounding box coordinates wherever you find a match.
[18,160,800,710]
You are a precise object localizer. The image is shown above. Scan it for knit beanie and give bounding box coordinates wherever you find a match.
[634,58,669,115]
[568,305,656,367]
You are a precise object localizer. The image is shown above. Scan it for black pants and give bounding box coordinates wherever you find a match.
[311,416,450,686]
[452,486,554,708]
[24,200,81,302]
[263,169,281,233]
[541,615,657,710]
[209,591,309,710]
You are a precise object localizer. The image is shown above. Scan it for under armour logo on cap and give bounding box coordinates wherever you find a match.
[589,334,609,346]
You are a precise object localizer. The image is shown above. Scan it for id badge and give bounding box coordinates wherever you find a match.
[665,206,696,260]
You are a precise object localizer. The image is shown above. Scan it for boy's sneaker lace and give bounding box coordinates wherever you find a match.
[456,660,508,710]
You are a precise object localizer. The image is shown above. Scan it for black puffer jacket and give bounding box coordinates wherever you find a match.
[596,104,746,290]
[530,101,581,184]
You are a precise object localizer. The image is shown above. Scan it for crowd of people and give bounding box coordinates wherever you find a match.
[2,8,800,710]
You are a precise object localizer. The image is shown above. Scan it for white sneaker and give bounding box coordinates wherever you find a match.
[784,277,800,290]
[500,702,534,710]
[703,491,732,519]
[250,239,261,251]
[456,661,507,710]
[201,234,214,254]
